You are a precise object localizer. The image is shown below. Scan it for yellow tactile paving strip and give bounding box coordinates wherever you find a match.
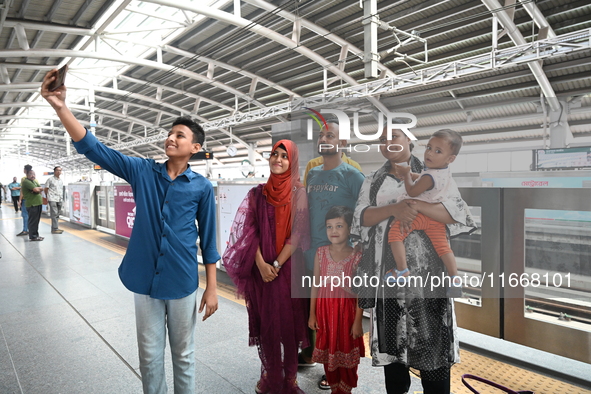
[54,220,589,394]
[40,218,128,255]
[450,349,590,394]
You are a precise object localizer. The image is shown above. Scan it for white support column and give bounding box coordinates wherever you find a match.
[492,13,498,50]
[291,18,301,45]
[207,62,215,79]
[249,77,258,98]
[0,65,10,84]
[362,0,380,78]
[156,46,162,63]
[549,100,573,148]
[192,98,201,114]
[89,88,96,134]
[14,23,30,50]
[234,0,241,18]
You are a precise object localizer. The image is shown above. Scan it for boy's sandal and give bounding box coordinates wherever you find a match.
[318,375,330,390]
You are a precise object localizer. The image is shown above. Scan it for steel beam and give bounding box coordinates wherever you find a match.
[16,0,31,18]
[124,5,189,26]
[163,45,299,98]
[0,48,268,109]
[0,0,13,34]
[45,0,66,22]
[243,0,395,78]
[518,0,556,39]
[486,0,560,110]
[71,0,93,25]
[141,0,389,116]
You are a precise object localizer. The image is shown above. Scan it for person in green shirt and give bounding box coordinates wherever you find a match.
[17,164,32,236]
[21,169,44,241]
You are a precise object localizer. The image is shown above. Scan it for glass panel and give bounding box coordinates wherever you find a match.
[524,208,591,332]
[108,189,115,223]
[62,189,70,217]
[97,190,106,220]
[451,206,482,307]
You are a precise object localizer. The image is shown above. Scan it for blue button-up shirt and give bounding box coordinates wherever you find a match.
[74,131,220,299]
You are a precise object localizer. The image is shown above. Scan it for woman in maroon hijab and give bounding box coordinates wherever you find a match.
[223,140,310,394]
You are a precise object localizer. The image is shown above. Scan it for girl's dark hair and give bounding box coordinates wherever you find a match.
[325,205,354,227]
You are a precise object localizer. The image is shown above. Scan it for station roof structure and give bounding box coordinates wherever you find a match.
[1,0,590,169]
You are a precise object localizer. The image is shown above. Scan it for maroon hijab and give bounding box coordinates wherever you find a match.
[263,140,303,254]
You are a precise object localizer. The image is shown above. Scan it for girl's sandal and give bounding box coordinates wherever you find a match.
[318,375,330,390]
[255,381,267,394]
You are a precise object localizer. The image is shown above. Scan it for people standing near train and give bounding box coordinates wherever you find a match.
[41,68,220,394]
[21,169,44,241]
[302,122,365,390]
[17,165,32,236]
[352,127,475,394]
[223,140,310,394]
[8,177,21,213]
[44,166,65,234]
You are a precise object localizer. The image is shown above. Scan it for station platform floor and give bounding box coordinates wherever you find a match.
[1,202,590,394]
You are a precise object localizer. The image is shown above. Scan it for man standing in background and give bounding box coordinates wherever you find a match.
[21,169,44,241]
[8,177,21,213]
[45,166,64,234]
[17,164,32,236]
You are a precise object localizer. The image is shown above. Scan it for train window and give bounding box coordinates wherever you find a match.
[451,206,483,307]
[523,208,591,332]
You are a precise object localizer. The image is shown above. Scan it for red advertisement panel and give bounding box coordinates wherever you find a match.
[114,185,135,238]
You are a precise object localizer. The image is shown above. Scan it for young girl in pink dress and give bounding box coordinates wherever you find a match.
[309,205,365,394]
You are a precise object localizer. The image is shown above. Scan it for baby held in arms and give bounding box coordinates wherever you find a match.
[385,129,465,298]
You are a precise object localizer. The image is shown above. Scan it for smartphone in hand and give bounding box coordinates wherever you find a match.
[48,64,68,91]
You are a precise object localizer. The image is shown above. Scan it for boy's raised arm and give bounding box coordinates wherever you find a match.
[41,69,86,142]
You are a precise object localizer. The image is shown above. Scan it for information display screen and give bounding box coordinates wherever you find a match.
[534,147,591,170]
